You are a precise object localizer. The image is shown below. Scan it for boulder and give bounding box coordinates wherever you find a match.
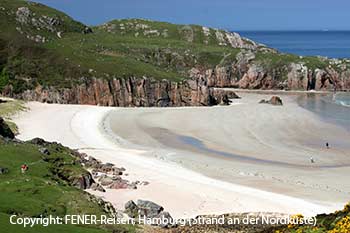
[269,96,283,106]
[259,96,283,106]
[0,167,9,175]
[112,167,124,176]
[16,7,31,24]
[90,183,105,192]
[124,199,174,228]
[109,179,129,189]
[136,200,164,218]
[140,181,150,186]
[84,156,101,168]
[39,147,50,155]
[259,99,269,104]
[29,138,47,145]
[124,200,139,218]
[82,27,93,34]
[100,163,114,173]
[99,176,114,186]
[156,211,175,228]
[72,173,94,189]
[0,117,14,139]
[127,182,138,190]
[220,94,231,105]
[212,89,240,105]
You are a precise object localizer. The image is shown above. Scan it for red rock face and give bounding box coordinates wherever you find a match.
[4,77,219,107]
[3,61,350,108]
[190,63,350,91]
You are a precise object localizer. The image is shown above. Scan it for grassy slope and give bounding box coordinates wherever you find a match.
[0,98,26,133]
[1,0,348,95]
[0,139,136,233]
[0,0,223,87]
[0,98,136,233]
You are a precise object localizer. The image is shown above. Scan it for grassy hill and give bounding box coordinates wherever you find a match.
[1,0,348,96]
[0,0,253,91]
[0,136,136,233]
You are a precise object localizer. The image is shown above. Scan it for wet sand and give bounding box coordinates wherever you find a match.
[12,92,350,219]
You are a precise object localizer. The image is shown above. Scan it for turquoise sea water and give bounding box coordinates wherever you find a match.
[238,31,350,58]
[335,93,350,107]
[297,93,350,131]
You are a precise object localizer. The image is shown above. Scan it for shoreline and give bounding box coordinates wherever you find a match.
[105,93,350,210]
[216,88,336,95]
[12,94,347,219]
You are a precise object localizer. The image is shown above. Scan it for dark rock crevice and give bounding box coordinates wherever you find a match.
[0,117,14,139]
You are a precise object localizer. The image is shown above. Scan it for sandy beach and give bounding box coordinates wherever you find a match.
[13,92,350,219]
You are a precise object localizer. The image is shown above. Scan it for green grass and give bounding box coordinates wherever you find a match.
[0,142,99,216]
[1,0,349,94]
[0,0,254,89]
[0,139,137,233]
[0,99,26,118]
[0,98,26,134]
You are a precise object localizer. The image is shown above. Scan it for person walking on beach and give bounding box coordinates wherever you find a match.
[310,157,315,163]
[326,142,330,149]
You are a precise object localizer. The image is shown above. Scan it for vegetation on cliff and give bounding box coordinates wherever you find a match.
[0,98,26,133]
[1,0,350,101]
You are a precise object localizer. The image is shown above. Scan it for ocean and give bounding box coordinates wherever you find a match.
[297,93,350,132]
[238,31,350,126]
[238,31,350,59]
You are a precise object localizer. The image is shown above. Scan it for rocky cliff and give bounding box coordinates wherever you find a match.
[1,1,350,109]
[3,76,219,107]
[189,51,350,91]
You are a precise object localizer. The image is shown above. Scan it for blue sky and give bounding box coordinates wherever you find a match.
[31,0,350,31]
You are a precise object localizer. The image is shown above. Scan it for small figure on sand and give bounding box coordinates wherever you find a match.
[21,164,28,173]
[310,157,315,164]
[326,142,330,149]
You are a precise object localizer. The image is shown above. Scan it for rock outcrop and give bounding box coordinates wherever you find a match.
[28,138,97,190]
[136,199,164,218]
[4,77,222,107]
[12,5,87,43]
[212,88,241,105]
[259,96,283,106]
[3,59,349,108]
[72,173,94,190]
[0,117,14,139]
[100,19,260,50]
[0,167,9,174]
[75,151,146,190]
[125,200,175,228]
[190,61,350,91]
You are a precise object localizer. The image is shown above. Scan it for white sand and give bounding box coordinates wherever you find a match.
[13,93,348,219]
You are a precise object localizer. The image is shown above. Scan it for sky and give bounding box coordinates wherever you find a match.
[31,0,350,31]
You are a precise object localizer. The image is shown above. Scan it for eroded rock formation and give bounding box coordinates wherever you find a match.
[190,61,350,91]
[4,77,222,107]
